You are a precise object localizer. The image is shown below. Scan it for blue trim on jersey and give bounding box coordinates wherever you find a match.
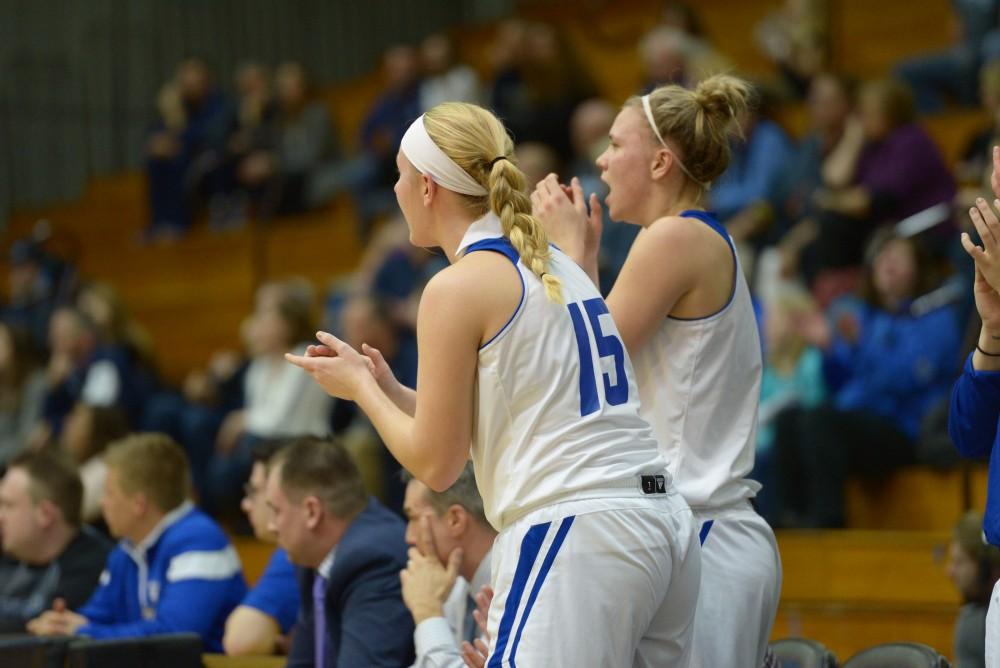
[508,516,575,667]
[466,237,520,265]
[488,522,550,668]
[668,210,738,322]
[465,237,526,350]
[699,519,715,546]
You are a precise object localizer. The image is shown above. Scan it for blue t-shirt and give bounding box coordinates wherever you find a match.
[242,548,300,633]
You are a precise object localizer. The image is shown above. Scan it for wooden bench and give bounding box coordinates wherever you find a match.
[775,529,958,660]
[845,466,966,531]
[202,655,285,668]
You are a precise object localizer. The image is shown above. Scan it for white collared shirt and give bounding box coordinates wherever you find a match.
[317,547,337,581]
[410,548,493,668]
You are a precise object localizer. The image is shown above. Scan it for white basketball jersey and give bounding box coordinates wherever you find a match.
[458,214,669,531]
[631,210,763,510]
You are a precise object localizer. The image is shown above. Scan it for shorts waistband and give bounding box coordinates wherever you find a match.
[498,474,677,529]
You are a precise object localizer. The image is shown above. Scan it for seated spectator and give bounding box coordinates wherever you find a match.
[76,281,156,377]
[957,61,1000,196]
[338,294,419,510]
[209,61,277,228]
[357,45,423,231]
[27,433,246,650]
[266,437,414,667]
[145,58,235,237]
[488,19,528,121]
[894,0,1000,113]
[774,231,962,527]
[59,404,130,524]
[140,344,247,502]
[514,142,560,192]
[710,86,795,245]
[237,62,342,218]
[37,305,153,448]
[492,22,594,161]
[802,78,956,284]
[754,0,829,98]
[2,239,62,351]
[658,1,732,81]
[761,73,855,298]
[947,511,1000,666]
[400,463,496,667]
[639,23,730,93]
[0,323,46,465]
[419,33,481,111]
[222,439,299,656]
[206,282,333,515]
[0,451,111,632]
[752,289,826,523]
[768,72,854,250]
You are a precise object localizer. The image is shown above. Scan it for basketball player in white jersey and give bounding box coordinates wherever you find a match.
[533,75,782,667]
[286,102,701,667]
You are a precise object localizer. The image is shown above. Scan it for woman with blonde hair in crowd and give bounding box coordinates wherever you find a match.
[533,74,782,667]
[288,101,700,667]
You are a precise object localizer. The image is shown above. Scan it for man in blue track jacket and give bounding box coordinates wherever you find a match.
[952,145,1000,666]
[28,433,246,651]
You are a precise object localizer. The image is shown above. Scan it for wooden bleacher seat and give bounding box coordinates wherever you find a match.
[845,466,966,531]
[202,654,285,668]
[923,109,991,167]
[774,529,958,661]
[970,463,990,512]
[231,536,277,588]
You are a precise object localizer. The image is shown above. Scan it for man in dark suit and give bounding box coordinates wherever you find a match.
[265,437,414,668]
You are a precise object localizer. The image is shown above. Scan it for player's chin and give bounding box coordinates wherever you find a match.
[604,193,622,222]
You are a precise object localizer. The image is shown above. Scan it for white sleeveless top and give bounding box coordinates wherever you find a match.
[460,214,670,531]
[631,210,763,510]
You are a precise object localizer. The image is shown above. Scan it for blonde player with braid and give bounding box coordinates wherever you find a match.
[286,102,701,667]
[534,75,782,667]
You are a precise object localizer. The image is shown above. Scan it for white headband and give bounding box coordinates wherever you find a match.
[400,114,488,197]
[640,94,711,190]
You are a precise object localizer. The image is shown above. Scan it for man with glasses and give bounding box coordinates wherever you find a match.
[222,440,300,656]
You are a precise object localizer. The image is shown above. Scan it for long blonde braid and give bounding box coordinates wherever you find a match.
[423,102,563,303]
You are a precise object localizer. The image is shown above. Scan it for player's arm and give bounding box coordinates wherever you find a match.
[604,217,701,354]
[353,261,496,491]
[363,344,418,416]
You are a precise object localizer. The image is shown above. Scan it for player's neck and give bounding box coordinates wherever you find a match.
[434,204,482,264]
[643,178,701,225]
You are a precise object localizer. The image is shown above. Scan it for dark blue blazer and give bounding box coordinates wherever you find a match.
[287,498,414,668]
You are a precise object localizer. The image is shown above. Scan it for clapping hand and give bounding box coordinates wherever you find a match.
[531,174,603,267]
[285,331,372,401]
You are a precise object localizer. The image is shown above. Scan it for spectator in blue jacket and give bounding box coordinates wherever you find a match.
[708,88,794,244]
[775,229,962,527]
[27,433,247,651]
[954,162,1000,661]
[266,437,414,668]
[223,440,299,656]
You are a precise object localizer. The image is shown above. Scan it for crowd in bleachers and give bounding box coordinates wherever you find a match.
[4,0,1000,663]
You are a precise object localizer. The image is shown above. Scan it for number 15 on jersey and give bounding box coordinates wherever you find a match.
[567,298,628,416]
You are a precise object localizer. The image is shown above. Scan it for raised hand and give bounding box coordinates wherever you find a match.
[966,197,1000,294]
[361,343,399,392]
[531,174,603,267]
[285,331,372,401]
